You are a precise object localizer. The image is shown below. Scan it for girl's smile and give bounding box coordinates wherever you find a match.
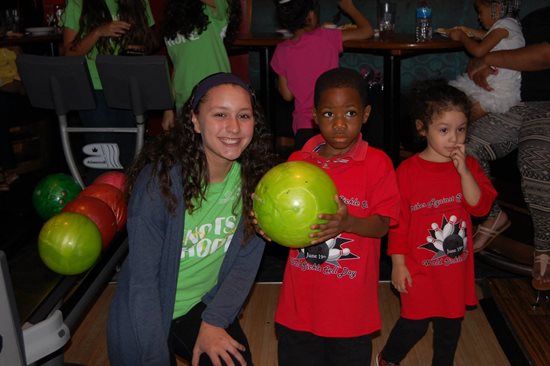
[192,84,255,179]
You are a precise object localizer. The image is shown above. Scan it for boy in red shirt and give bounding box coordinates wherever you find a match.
[274,67,400,366]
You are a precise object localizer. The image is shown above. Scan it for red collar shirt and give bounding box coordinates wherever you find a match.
[275,135,400,337]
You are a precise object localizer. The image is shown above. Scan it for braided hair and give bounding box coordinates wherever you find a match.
[479,0,522,20]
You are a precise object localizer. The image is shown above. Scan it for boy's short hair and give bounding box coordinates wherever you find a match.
[314,68,368,108]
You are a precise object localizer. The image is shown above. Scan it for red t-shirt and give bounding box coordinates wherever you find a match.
[275,135,400,337]
[388,154,497,319]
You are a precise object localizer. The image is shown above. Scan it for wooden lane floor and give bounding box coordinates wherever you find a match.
[64,281,520,365]
[488,278,550,366]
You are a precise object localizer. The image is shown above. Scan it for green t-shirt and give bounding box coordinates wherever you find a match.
[62,0,155,90]
[164,0,230,107]
[173,162,242,319]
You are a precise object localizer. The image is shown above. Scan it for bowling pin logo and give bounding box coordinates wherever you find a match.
[82,143,124,170]
[420,215,467,260]
[300,236,357,266]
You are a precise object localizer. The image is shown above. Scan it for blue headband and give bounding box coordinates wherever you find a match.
[190,73,253,109]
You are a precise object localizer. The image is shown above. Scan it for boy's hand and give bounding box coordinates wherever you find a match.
[450,143,468,175]
[309,195,349,245]
[391,263,412,293]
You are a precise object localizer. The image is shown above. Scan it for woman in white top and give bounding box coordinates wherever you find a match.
[448,0,524,120]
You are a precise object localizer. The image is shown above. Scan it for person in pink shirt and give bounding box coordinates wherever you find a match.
[271,0,373,150]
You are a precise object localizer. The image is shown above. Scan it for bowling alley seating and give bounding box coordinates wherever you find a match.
[16,54,173,187]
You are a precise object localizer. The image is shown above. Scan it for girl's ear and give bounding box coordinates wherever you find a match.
[191,112,201,133]
[416,119,427,136]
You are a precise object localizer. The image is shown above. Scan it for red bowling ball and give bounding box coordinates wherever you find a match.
[93,171,127,194]
[79,183,127,231]
[62,196,118,249]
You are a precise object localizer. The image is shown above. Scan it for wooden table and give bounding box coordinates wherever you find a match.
[1,33,62,56]
[233,32,463,164]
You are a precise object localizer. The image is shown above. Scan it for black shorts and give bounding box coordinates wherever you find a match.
[169,302,253,366]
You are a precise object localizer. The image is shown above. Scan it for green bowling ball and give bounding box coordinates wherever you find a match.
[253,161,338,248]
[32,173,82,220]
[38,212,102,275]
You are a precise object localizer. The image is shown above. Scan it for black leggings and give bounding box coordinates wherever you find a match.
[381,317,462,366]
[169,302,253,366]
[276,323,372,366]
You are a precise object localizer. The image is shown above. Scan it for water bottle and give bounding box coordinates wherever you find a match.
[415,0,432,42]
[54,5,65,33]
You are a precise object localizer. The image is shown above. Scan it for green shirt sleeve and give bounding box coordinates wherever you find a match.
[61,0,83,31]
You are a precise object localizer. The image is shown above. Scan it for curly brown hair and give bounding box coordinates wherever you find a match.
[125,81,279,240]
[73,0,159,55]
[161,0,242,47]
[410,79,472,138]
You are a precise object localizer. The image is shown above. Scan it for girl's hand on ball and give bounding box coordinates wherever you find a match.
[249,209,272,242]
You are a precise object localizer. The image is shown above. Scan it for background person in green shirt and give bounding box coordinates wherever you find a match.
[62,0,157,182]
[161,0,242,130]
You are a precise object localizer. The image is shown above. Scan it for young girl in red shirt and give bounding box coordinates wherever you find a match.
[377,80,497,366]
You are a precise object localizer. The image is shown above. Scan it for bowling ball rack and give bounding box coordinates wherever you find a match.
[1,232,128,365]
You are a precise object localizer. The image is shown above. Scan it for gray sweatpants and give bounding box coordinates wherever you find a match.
[466,101,550,252]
